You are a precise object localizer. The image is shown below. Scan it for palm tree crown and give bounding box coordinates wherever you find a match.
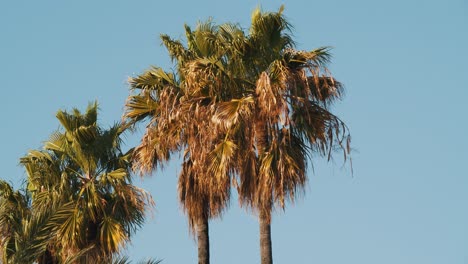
[1,102,154,264]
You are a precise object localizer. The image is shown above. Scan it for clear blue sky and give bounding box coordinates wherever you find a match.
[1,1,467,263]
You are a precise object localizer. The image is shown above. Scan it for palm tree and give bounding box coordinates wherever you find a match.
[2,102,154,263]
[206,7,351,264]
[0,178,159,264]
[124,21,244,264]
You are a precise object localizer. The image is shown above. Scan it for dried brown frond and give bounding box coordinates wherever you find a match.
[306,76,343,103]
[211,96,254,130]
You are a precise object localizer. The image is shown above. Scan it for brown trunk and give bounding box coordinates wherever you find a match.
[259,210,273,264]
[196,215,210,264]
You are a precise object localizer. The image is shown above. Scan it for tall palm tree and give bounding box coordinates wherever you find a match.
[1,102,154,263]
[124,21,244,264]
[207,7,351,264]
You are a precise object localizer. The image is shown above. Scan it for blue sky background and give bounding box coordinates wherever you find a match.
[1,1,467,263]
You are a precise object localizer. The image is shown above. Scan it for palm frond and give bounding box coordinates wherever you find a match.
[100,216,127,253]
[124,92,159,123]
[212,96,253,130]
[129,67,177,91]
[161,34,191,64]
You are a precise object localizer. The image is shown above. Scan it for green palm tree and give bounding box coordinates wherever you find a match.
[1,102,154,263]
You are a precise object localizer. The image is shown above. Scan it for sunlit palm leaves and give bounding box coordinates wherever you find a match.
[0,102,154,263]
[0,180,65,264]
[125,6,350,264]
[219,7,351,219]
[224,8,350,264]
[125,20,238,231]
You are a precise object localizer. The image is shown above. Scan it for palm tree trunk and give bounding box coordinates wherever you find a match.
[196,215,210,264]
[259,209,273,264]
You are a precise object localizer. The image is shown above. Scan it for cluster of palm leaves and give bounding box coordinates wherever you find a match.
[0,103,156,264]
[125,6,350,264]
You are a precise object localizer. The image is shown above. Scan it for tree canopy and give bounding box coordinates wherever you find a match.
[1,103,154,264]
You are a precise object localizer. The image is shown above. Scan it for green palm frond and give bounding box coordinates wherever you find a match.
[124,92,159,123]
[55,102,98,133]
[129,67,177,91]
[187,19,221,57]
[218,23,244,44]
[161,34,192,65]
[208,139,237,181]
[0,190,60,264]
[100,216,127,253]
[13,209,57,263]
[250,5,294,58]
[52,202,83,249]
[101,168,128,182]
